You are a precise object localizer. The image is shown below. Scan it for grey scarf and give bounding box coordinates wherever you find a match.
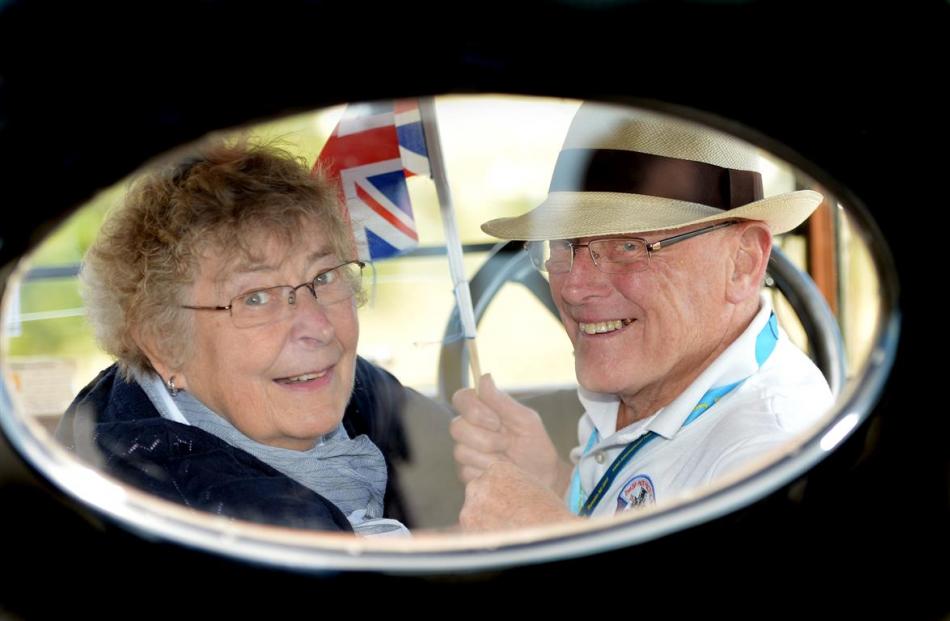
[136,371,407,536]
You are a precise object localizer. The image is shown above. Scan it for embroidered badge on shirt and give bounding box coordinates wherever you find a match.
[615,474,656,513]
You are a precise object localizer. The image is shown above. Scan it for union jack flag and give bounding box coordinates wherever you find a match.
[315,99,429,261]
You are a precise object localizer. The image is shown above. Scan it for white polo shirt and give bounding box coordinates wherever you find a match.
[569,294,833,517]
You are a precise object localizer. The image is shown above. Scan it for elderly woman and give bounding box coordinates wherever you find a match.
[56,140,410,536]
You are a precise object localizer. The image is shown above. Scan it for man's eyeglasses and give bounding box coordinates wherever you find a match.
[181,260,365,328]
[525,220,738,274]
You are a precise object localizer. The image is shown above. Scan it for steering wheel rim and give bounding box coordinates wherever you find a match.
[437,242,846,401]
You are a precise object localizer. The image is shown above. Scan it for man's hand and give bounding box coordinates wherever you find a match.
[458,462,577,532]
[450,374,572,494]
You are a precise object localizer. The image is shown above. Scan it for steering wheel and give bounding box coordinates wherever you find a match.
[437,241,846,401]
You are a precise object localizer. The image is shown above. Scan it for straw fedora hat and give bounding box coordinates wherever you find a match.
[481,102,823,241]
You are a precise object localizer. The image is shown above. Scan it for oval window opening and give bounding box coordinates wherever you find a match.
[0,95,899,571]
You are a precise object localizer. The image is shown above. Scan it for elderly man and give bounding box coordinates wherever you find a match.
[450,103,833,530]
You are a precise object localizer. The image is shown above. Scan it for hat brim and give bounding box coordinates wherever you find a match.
[481,189,823,240]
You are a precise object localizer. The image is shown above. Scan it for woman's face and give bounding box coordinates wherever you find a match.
[174,221,359,450]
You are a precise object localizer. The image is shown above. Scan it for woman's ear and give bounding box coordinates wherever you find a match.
[133,325,189,391]
[726,221,772,304]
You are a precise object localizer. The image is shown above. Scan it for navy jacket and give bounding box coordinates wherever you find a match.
[56,357,411,532]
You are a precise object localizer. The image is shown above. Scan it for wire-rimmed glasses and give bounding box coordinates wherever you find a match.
[525,221,737,274]
[181,260,365,328]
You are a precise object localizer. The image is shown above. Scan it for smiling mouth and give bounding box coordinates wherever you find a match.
[275,369,330,384]
[578,318,635,335]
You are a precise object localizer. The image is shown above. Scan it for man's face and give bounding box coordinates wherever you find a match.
[548,225,736,404]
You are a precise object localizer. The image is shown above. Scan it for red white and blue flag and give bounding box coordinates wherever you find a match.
[315,99,429,261]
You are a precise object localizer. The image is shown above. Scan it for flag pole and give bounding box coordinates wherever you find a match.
[418,97,483,393]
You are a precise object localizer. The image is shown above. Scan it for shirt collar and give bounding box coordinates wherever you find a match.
[577,293,774,442]
[133,368,190,425]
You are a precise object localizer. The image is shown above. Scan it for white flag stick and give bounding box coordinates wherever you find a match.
[418,97,483,391]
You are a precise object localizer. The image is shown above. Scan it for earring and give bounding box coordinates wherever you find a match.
[166,375,180,396]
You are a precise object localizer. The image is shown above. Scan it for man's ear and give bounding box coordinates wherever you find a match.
[726,221,772,304]
[133,325,189,391]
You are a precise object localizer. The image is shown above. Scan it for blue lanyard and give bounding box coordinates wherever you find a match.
[569,313,779,516]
